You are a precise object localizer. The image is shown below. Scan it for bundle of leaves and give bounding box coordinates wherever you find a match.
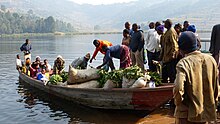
[148,72,162,86]
[49,74,63,85]
[97,69,123,88]
[60,72,68,82]
[122,66,144,79]
[97,69,108,87]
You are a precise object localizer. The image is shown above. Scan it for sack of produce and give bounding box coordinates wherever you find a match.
[130,78,147,88]
[67,80,99,88]
[122,76,136,88]
[103,80,117,89]
[122,66,144,88]
[67,65,100,84]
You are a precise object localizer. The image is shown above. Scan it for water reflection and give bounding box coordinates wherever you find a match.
[17,80,147,124]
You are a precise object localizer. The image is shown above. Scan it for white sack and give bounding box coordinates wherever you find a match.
[67,65,99,84]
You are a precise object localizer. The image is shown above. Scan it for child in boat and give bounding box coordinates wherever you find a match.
[16,54,22,70]
[37,69,48,83]
[25,58,31,76]
[71,53,90,69]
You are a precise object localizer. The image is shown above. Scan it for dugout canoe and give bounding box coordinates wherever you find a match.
[18,71,174,111]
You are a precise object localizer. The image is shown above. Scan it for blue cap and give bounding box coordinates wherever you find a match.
[178,31,198,53]
[187,25,196,33]
[156,25,164,32]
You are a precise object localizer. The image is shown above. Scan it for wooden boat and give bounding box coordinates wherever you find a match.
[18,71,174,111]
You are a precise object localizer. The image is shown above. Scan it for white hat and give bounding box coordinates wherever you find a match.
[36,56,41,60]
[57,55,63,59]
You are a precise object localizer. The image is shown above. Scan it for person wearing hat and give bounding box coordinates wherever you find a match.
[53,55,65,74]
[71,53,90,69]
[160,19,179,83]
[173,32,219,124]
[187,24,201,50]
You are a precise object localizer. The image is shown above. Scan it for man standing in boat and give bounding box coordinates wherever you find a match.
[20,39,32,62]
[173,32,219,124]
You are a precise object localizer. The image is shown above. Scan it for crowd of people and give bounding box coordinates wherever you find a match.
[16,19,220,124]
[17,39,65,82]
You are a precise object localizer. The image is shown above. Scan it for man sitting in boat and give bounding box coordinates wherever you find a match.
[53,55,65,75]
[71,53,90,69]
[97,45,131,70]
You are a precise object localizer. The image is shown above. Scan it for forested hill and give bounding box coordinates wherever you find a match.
[0,0,220,31]
[0,10,75,34]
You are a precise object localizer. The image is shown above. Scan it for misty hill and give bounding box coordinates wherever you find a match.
[0,0,220,31]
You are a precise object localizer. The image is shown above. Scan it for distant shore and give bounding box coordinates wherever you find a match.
[0,30,212,40]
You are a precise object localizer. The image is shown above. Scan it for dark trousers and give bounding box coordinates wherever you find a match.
[162,59,178,83]
[147,50,160,72]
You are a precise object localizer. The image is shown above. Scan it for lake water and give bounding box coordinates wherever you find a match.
[0,33,211,124]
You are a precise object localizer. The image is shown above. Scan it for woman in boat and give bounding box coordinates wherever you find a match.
[96,45,131,70]
[53,55,65,74]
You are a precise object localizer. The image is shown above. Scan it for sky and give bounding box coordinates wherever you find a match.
[69,0,137,5]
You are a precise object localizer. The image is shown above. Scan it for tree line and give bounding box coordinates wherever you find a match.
[0,8,75,34]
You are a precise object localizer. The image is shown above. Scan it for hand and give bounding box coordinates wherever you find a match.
[89,58,93,63]
[96,65,102,69]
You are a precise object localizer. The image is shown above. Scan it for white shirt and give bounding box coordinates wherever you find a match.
[145,29,161,52]
[46,63,52,71]
[16,58,22,67]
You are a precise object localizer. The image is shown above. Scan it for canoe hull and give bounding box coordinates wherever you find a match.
[19,71,174,111]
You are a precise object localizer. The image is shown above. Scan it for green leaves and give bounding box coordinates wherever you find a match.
[49,74,63,85]
[123,66,144,79]
[97,69,123,88]
[60,72,68,82]
[148,72,162,86]
[97,66,144,88]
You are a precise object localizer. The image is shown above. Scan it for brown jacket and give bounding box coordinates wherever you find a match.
[173,51,219,122]
[161,27,179,63]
